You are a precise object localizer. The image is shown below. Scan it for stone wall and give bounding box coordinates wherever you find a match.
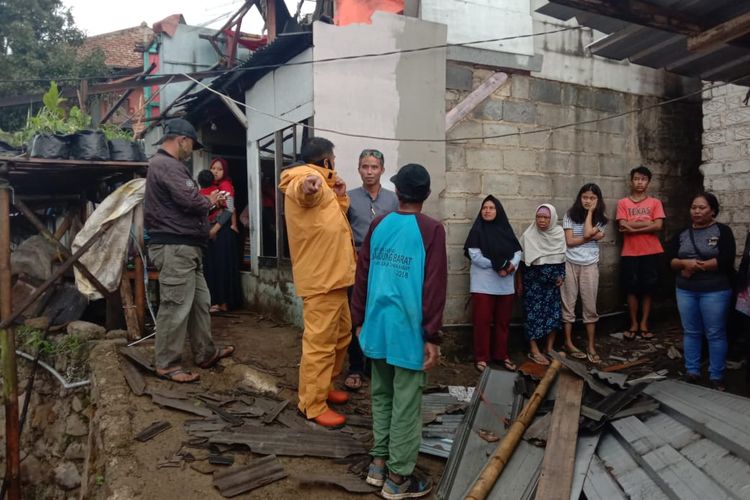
[440,67,702,324]
[701,83,750,255]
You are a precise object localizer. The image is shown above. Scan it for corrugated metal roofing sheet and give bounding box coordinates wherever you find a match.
[180,31,313,119]
[537,1,750,85]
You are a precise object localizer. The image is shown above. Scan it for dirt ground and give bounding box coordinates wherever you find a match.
[87,309,749,499]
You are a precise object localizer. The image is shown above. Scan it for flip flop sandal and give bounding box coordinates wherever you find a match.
[565,347,588,359]
[344,373,363,391]
[586,352,602,364]
[198,345,235,369]
[639,331,655,340]
[157,367,200,383]
[624,330,638,341]
[503,358,517,372]
[527,353,550,366]
[475,361,488,372]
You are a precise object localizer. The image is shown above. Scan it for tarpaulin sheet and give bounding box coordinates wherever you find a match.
[72,178,146,300]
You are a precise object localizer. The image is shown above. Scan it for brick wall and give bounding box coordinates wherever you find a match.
[440,66,702,324]
[701,83,750,257]
[81,24,153,69]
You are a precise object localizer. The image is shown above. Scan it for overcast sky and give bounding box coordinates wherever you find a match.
[61,0,315,37]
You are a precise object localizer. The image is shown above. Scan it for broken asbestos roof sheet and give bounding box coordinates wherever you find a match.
[438,369,750,499]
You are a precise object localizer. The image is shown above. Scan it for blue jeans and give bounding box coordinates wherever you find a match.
[675,287,732,381]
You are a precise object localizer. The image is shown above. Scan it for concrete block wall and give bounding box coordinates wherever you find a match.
[441,66,702,324]
[701,83,750,256]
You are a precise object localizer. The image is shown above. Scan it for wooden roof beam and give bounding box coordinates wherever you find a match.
[547,0,703,35]
[688,11,750,53]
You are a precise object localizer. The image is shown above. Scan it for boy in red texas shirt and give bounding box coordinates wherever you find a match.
[616,165,666,340]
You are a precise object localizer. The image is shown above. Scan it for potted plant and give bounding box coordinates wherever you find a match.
[100,124,145,162]
[27,82,111,161]
[27,82,72,159]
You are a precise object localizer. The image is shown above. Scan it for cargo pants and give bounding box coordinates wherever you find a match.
[149,244,216,369]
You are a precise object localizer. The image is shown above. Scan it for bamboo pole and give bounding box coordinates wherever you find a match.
[0,180,21,500]
[465,359,562,500]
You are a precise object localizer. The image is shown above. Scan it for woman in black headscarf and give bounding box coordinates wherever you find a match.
[464,195,522,372]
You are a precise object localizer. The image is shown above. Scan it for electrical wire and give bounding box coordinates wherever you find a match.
[0,26,579,84]
[182,70,747,143]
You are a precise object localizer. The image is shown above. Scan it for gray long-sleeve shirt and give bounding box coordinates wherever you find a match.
[347,186,399,247]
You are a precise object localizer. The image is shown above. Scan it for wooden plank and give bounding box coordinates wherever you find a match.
[688,11,750,53]
[611,416,728,500]
[569,434,600,500]
[119,269,141,341]
[132,203,145,334]
[535,371,584,500]
[120,358,146,396]
[582,455,627,500]
[644,384,750,462]
[445,72,508,131]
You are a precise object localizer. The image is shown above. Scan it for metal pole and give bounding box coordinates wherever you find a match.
[0,171,21,500]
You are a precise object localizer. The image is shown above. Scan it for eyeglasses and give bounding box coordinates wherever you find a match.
[370,203,376,217]
[359,149,384,161]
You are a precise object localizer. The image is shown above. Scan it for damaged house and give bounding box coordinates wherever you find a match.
[177,0,707,327]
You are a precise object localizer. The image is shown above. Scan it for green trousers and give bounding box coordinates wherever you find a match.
[149,244,216,369]
[370,359,425,476]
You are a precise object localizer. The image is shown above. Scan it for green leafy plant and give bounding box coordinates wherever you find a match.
[57,333,83,357]
[16,326,55,356]
[99,123,133,141]
[24,81,92,139]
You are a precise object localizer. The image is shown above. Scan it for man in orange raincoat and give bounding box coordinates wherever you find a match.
[278,137,356,428]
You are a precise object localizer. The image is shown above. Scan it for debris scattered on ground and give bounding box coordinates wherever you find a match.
[212,455,287,497]
[477,429,500,442]
[134,421,172,442]
[437,354,750,500]
[296,473,380,493]
[667,345,683,359]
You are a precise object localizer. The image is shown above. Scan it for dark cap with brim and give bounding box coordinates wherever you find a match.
[153,118,203,150]
[390,163,431,201]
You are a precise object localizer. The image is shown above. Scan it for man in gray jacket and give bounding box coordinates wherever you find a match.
[144,118,234,383]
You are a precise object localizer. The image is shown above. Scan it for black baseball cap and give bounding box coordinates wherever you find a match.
[390,163,431,202]
[153,118,203,150]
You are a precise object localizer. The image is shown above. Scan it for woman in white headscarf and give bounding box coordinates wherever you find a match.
[517,204,566,365]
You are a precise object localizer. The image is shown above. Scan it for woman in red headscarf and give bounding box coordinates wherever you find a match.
[204,157,242,312]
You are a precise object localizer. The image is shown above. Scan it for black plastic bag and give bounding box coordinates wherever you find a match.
[108,138,140,161]
[0,140,21,155]
[30,133,69,159]
[70,130,110,160]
